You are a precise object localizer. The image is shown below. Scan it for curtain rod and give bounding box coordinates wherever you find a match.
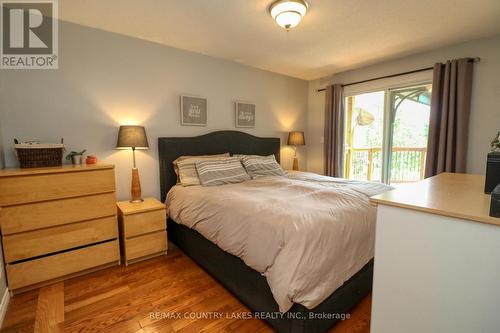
[316,57,480,92]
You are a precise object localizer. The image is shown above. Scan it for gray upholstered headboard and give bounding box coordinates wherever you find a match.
[158,131,280,201]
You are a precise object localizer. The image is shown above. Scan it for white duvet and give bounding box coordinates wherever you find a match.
[166,171,392,312]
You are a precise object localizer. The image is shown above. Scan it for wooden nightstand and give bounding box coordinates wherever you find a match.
[117,197,167,266]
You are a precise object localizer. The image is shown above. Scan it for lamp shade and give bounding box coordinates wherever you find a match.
[287,131,305,146]
[116,125,149,149]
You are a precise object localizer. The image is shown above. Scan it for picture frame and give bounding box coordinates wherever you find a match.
[235,101,256,128]
[180,95,207,126]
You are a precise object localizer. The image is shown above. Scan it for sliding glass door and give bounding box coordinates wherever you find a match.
[387,85,431,184]
[344,92,384,182]
[343,83,431,184]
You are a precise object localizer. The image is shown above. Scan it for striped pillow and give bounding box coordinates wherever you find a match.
[195,158,251,186]
[173,153,230,177]
[177,156,232,186]
[233,154,266,159]
[242,155,285,178]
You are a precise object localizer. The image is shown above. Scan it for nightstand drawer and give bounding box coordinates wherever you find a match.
[3,216,118,263]
[0,168,115,206]
[0,192,116,235]
[123,209,166,238]
[6,240,119,290]
[125,231,167,261]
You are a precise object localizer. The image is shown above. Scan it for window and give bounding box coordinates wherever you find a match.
[344,91,385,182]
[343,83,431,185]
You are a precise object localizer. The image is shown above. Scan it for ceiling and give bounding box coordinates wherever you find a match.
[59,0,500,80]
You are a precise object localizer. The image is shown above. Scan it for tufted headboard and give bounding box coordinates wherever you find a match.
[158,131,280,201]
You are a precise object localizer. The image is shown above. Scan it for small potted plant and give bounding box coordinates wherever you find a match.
[66,149,86,165]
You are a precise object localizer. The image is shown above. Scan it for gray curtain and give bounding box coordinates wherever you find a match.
[324,84,344,177]
[425,58,473,178]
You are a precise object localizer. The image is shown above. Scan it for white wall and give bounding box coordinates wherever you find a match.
[371,205,500,333]
[307,35,500,175]
[0,21,308,200]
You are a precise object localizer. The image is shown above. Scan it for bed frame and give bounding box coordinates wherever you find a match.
[158,131,373,333]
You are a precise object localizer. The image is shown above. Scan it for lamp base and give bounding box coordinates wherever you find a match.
[292,157,299,171]
[131,168,143,203]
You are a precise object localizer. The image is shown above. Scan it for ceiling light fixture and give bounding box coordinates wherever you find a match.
[269,0,308,31]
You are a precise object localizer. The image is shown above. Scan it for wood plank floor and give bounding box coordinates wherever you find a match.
[1,248,371,333]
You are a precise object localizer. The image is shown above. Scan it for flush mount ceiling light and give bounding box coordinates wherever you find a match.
[269,0,308,31]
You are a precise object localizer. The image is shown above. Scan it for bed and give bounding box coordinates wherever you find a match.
[158,131,381,333]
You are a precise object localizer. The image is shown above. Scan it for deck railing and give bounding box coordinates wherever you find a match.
[345,147,427,183]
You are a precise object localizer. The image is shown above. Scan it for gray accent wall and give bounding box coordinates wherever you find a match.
[307,35,500,175]
[0,21,308,200]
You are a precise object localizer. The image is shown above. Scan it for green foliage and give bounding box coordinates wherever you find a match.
[65,149,86,160]
[346,87,431,182]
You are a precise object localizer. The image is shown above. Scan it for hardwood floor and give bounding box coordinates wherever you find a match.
[1,248,371,333]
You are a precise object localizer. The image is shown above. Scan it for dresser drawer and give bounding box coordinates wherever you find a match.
[3,216,118,263]
[122,209,166,238]
[125,231,167,261]
[0,192,116,235]
[0,169,115,206]
[6,240,119,290]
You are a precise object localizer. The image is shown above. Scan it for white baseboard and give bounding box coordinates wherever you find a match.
[0,288,10,329]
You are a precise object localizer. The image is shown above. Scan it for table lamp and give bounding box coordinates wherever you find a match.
[287,131,305,171]
[116,125,149,202]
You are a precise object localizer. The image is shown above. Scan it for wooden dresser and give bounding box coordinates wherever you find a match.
[0,164,120,294]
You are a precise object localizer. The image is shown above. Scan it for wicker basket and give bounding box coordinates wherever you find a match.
[14,139,65,168]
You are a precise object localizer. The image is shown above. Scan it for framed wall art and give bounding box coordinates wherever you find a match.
[235,101,255,128]
[180,95,207,126]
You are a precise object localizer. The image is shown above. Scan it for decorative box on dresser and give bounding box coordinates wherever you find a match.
[0,164,120,294]
[117,197,167,266]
